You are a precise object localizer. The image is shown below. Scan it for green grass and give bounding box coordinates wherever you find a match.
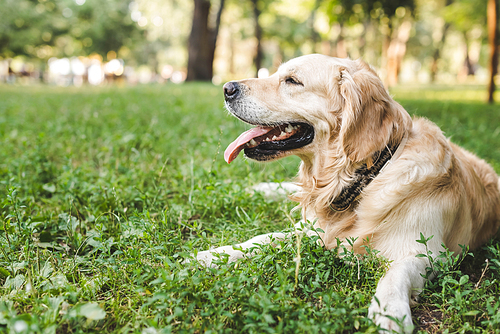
[0,83,499,333]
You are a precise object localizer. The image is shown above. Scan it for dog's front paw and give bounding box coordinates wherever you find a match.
[182,249,218,267]
[251,182,300,200]
[368,298,414,333]
[190,246,246,268]
[192,250,217,267]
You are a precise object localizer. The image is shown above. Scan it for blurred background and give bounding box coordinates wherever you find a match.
[0,0,498,99]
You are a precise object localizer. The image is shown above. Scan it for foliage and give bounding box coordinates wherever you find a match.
[0,83,499,333]
[443,0,487,34]
[323,0,415,26]
[0,0,496,84]
[413,231,500,333]
[0,0,144,60]
[130,0,193,68]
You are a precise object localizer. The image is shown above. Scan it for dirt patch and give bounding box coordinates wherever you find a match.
[413,305,444,333]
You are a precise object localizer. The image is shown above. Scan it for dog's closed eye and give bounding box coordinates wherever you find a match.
[285,77,303,86]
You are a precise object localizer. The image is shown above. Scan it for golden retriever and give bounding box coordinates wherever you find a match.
[194,54,500,332]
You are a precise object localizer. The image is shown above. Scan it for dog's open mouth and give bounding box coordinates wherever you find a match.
[224,122,314,163]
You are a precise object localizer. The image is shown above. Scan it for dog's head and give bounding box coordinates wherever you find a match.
[223,54,410,165]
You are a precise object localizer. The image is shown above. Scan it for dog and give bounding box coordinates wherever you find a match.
[194,54,500,332]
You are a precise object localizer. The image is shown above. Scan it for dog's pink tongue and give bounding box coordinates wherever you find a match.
[224,127,273,163]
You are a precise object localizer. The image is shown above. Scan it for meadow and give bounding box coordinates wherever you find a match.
[0,83,499,333]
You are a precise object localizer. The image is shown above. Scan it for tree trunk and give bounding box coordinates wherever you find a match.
[251,0,262,77]
[358,20,369,56]
[487,0,499,103]
[381,23,392,87]
[186,0,225,82]
[308,0,322,53]
[464,46,475,75]
[229,32,235,77]
[336,23,348,58]
[457,35,477,83]
[386,20,412,87]
[429,23,450,82]
[430,0,453,82]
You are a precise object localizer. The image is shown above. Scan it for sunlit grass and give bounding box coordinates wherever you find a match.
[391,84,500,173]
[0,83,498,333]
[391,84,499,101]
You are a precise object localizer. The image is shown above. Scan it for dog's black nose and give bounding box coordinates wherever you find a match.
[223,81,240,101]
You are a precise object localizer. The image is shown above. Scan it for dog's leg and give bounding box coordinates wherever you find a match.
[194,218,318,267]
[251,182,301,200]
[368,256,429,333]
[194,232,289,267]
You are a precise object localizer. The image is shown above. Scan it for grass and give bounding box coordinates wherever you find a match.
[0,82,499,333]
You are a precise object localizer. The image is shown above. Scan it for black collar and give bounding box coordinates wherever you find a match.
[329,139,403,212]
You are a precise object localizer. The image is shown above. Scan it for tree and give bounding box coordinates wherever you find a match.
[75,0,143,58]
[429,0,453,82]
[0,0,67,60]
[306,0,323,53]
[443,0,488,79]
[372,0,416,87]
[321,0,414,86]
[323,0,360,58]
[250,0,263,77]
[186,0,225,81]
[0,0,144,61]
[257,1,323,66]
[385,20,412,87]
[487,0,499,103]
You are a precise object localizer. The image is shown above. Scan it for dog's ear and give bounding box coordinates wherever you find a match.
[338,61,395,163]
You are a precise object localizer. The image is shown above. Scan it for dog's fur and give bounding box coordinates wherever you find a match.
[195,54,500,332]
